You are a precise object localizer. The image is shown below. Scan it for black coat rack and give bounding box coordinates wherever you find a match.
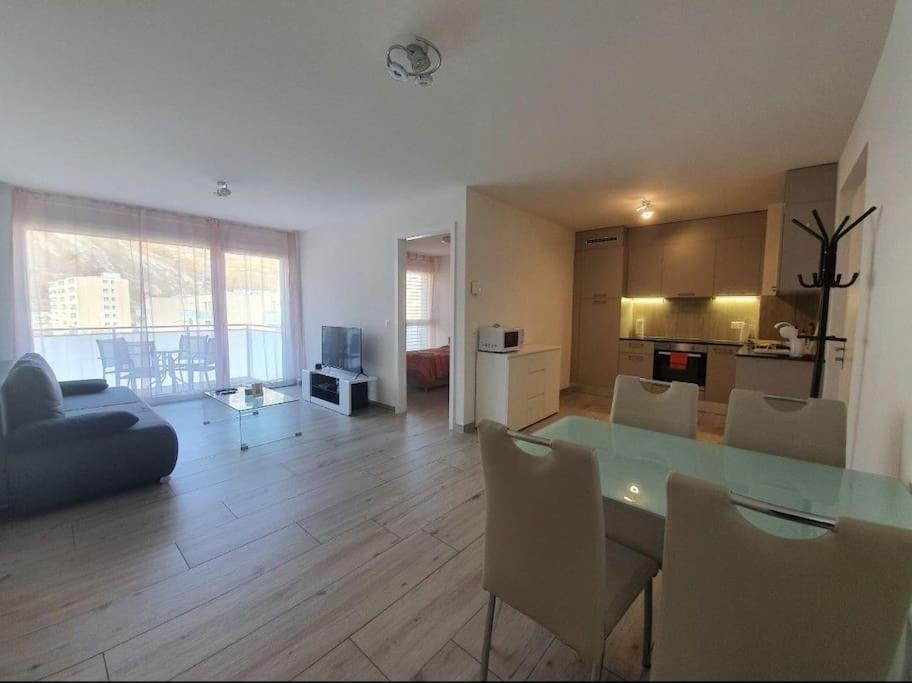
[790,205,877,397]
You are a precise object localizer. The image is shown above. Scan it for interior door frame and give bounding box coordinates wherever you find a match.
[394,222,457,429]
[825,145,872,464]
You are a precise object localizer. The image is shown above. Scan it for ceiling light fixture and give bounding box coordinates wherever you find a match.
[635,199,654,220]
[387,37,442,86]
[214,181,232,198]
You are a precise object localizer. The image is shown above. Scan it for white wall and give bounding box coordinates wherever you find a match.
[433,254,452,347]
[0,182,14,360]
[835,2,910,476]
[300,188,466,411]
[462,188,575,425]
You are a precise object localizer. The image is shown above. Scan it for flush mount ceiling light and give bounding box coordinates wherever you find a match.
[214,181,232,198]
[387,37,442,86]
[635,199,654,220]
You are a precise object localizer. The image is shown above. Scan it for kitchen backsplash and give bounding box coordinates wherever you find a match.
[621,297,761,341]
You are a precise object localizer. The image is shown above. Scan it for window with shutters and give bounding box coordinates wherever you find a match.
[405,269,432,351]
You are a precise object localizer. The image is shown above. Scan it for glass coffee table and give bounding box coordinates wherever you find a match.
[203,385,302,451]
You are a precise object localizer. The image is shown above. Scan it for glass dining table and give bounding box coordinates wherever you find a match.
[525,416,912,537]
[524,416,912,679]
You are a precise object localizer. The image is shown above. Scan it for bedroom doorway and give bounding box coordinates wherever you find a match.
[395,229,455,428]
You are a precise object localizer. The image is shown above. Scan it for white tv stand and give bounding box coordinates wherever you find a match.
[302,367,378,415]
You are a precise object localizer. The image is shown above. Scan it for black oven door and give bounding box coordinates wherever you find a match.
[653,349,708,388]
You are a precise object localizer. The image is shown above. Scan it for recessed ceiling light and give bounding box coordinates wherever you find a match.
[635,199,654,220]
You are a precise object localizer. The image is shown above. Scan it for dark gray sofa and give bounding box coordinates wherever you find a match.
[0,354,178,516]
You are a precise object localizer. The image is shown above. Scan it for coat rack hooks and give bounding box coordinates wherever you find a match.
[789,205,877,397]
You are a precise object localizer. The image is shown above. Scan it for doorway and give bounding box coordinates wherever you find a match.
[395,227,456,429]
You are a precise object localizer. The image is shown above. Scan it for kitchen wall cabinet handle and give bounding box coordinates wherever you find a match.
[677,292,696,297]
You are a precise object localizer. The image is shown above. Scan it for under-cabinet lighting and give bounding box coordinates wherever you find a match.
[712,296,760,303]
[622,297,666,304]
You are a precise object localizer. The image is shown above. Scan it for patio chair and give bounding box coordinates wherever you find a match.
[176,334,217,389]
[96,337,130,387]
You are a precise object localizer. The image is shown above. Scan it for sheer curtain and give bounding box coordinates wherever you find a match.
[405,252,437,351]
[11,189,302,400]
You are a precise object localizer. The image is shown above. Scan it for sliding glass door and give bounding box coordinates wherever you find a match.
[225,252,284,384]
[16,190,301,401]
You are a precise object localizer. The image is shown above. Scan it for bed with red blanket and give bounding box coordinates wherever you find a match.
[406,345,450,389]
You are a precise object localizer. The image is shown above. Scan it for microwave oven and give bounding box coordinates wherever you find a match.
[478,325,524,353]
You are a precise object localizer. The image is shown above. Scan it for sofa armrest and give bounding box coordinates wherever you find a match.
[59,379,109,396]
[5,411,139,452]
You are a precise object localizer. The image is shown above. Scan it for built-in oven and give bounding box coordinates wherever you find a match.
[653,342,708,389]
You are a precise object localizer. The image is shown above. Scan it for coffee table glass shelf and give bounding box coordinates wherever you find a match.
[203,385,302,451]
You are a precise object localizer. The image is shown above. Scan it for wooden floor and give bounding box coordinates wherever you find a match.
[0,387,724,682]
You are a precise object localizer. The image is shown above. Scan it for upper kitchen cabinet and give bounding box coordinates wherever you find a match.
[774,164,838,294]
[626,243,664,297]
[661,237,715,298]
[778,199,835,292]
[713,234,764,295]
[574,227,625,299]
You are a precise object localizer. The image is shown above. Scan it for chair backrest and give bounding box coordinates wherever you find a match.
[180,333,206,351]
[124,340,155,371]
[724,389,846,467]
[97,337,128,370]
[610,375,699,438]
[653,472,912,681]
[478,419,607,664]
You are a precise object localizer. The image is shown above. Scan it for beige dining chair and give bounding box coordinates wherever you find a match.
[652,472,912,681]
[610,375,699,439]
[478,419,659,681]
[724,389,847,468]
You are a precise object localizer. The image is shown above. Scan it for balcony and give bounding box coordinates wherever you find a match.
[31,324,284,400]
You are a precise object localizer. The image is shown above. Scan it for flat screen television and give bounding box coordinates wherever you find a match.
[321,325,362,374]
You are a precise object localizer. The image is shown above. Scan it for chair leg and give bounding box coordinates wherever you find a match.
[642,578,653,670]
[480,593,496,681]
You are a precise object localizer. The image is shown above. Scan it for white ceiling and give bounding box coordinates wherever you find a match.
[0,1,893,231]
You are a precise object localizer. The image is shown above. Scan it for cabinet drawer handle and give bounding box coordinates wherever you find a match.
[628,355,642,361]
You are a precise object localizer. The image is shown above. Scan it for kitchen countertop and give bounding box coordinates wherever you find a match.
[736,350,815,363]
[619,335,743,347]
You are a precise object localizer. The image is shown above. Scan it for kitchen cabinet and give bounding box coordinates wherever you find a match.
[705,345,738,404]
[575,246,624,299]
[661,238,715,298]
[772,164,838,294]
[626,244,664,297]
[735,355,813,399]
[618,339,654,380]
[778,200,835,293]
[476,345,561,430]
[575,297,620,395]
[713,234,764,295]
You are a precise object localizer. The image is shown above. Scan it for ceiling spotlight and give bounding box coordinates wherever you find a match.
[635,199,654,220]
[214,181,231,198]
[387,37,442,86]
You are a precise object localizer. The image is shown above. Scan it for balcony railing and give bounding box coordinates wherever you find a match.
[31,324,283,398]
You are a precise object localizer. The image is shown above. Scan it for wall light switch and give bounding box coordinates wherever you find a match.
[385,319,391,328]
[471,280,482,296]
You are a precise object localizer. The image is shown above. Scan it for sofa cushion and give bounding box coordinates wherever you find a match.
[59,379,109,397]
[61,386,142,412]
[5,411,139,452]
[0,356,65,433]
